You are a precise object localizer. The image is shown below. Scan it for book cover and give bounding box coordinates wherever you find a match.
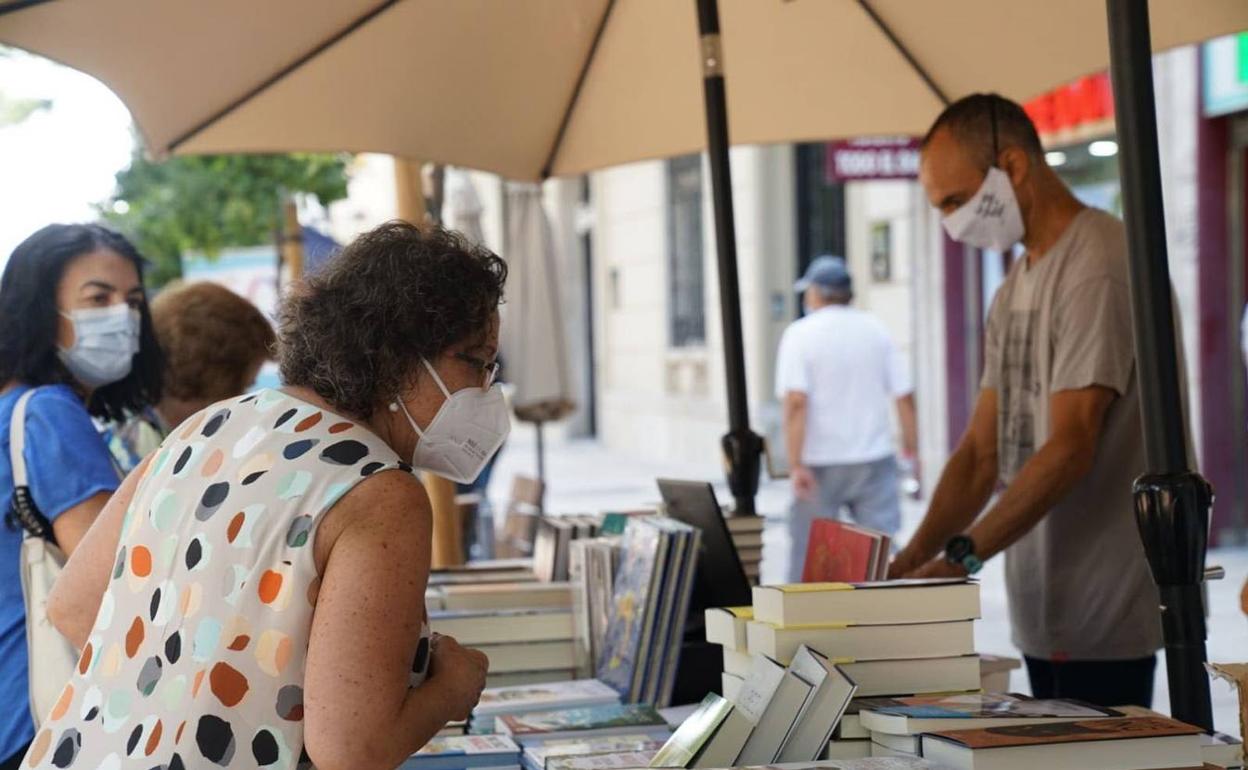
[925,715,1202,750]
[414,735,522,757]
[657,526,701,707]
[547,752,656,770]
[649,693,733,768]
[499,704,667,739]
[641,520,690,703]
[802,519,877,583]
[597,519,665,699]
[475,679,620,716]
[859,693,1120,722]
[734,655,788,723]
[524,735,667,770]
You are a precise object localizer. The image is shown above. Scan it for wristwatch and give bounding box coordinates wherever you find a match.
[944,534,983,575]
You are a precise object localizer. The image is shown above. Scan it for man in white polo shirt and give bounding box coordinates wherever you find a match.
[775,255,917,581]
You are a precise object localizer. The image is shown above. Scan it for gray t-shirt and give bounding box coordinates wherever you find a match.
[982,207,1166,661]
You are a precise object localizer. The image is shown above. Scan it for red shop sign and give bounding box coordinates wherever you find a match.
[824,137,922,183]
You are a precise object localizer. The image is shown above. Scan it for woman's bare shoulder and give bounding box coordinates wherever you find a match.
[314,469,431,570]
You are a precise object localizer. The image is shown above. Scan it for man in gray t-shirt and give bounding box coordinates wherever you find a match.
[891,94,1177,709]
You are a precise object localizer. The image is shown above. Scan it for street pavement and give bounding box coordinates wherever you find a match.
[487,426,1248,735]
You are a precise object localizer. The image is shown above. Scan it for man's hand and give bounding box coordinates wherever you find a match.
[887,547,928,579]
[908,557,968,580]
[791,465,817,501]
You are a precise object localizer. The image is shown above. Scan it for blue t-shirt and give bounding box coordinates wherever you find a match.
[0,385,119,759]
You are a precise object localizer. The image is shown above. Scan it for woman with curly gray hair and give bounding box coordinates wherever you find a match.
[33,222,508,770]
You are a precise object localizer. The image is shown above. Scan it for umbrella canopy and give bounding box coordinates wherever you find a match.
[2,0,1245,180]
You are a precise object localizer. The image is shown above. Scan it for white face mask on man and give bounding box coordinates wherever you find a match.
[58,303,141,388]
[942,166,1026,253]
[394,358,511,484]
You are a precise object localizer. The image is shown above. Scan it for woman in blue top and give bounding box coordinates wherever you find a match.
[0,224,162,768]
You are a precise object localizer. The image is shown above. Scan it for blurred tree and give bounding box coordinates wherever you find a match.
[101,152,350,286]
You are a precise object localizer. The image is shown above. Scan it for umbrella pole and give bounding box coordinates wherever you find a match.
[694,0,764,516]
[1104,0,1213,730]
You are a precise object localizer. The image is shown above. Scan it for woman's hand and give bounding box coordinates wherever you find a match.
[427,633,489,721]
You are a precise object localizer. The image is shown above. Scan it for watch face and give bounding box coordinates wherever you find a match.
[946,535,973,562]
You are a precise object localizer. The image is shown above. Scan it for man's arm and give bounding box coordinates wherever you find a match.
[895,393,918,458]
[910,385,1115,577]
[783,390,816,500]
[890,389,998,576]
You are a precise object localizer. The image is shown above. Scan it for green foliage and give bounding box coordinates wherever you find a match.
[101,152,350,286]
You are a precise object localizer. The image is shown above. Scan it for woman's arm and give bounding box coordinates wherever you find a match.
[47,457,150,649]
[304,470,488,770]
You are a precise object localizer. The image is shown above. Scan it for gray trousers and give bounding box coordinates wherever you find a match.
[787,456,901,582]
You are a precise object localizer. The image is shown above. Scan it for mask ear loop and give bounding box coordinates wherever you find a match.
[989,96,1000,169]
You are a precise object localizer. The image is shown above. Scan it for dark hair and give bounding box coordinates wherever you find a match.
[921,93,1045,169]
[0,224,163,422]
[278,221,508,420]
[151,281,275,403]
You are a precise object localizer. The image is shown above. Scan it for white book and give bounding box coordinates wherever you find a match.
[1202,731,1244,768]
[722,648,753,677]
[431,608,575,645]
[475,640,581,674]
[475,679,620,717]
[746,619,975,665]
[776,647,858,763]
[546,751,656,770]
[837,655,981,697]
[752,579,980,626]
[721,672,744,702]
[871,740,918,759]
[822,739,871,760]
[486,670,578,690]
[872,732,921,754]
[858,693,1121,736]
[694,655,786,768]
[690,708,752,769]
[837,712,870,740]
[440,582,574,611]
[735,668,814,765]
[705,606,753,651]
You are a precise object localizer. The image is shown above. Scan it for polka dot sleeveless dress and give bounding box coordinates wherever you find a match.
[24,389,422,770]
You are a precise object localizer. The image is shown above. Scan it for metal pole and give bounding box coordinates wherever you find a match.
[694,0,763,516]
[1105,0,1213,731]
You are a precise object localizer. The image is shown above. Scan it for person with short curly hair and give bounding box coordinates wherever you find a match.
[103,281,276,472]
[35,222,508,770]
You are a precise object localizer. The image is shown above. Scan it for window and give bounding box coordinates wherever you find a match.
[667,155,706,347]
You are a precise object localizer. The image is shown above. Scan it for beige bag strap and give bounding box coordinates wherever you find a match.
[8,389,54,542]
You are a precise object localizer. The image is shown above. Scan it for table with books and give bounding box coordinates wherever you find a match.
[411,503,1242,770]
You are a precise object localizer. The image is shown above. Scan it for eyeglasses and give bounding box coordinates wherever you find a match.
[454,353,501,388]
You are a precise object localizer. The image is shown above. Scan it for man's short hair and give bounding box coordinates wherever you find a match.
[921,93,1045,169]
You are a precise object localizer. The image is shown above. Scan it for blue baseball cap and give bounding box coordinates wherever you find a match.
[794,255,852,293]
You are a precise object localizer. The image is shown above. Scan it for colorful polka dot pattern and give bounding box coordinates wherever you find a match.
[25,390,405,769]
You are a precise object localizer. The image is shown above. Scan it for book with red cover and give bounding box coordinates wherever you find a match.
[802,519,884,583]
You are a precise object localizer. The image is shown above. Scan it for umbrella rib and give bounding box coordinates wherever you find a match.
[539,0,617,180]
[855,0,949,106]
[0,0,54,17]
[165,0,404,153]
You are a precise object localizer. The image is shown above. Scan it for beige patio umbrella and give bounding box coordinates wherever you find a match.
[0,0,1241,181]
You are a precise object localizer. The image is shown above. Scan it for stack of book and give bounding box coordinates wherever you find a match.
[533,515,602,582]
[431,600,579,689]
[470,679,621,736]
[429,559,537,590]
[802,519,891,582]
[648,644,857,767]
[856,693,1123,759]
[724,513,764,584]
[722,579,979,706]
[496,703,672,748]
[401,735,522,770]
[596,518,701,707]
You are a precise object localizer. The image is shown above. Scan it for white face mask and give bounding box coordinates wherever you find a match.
[58,304,141,388]
[941,167,1025,252]
[395,358,511,484]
